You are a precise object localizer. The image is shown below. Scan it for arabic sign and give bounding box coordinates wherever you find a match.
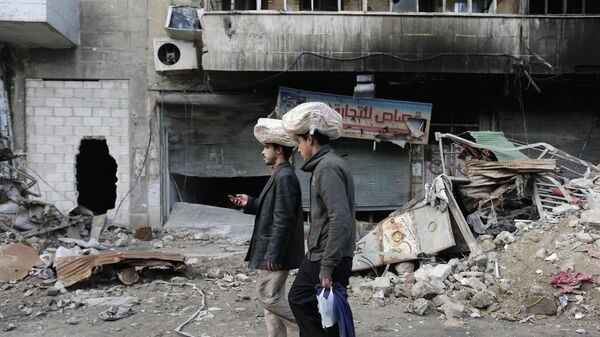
[276,87,433,144]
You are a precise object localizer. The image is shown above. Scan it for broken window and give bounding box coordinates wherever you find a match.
[299,0,341,11]
[76,138,118,215]
[220,0,269,10]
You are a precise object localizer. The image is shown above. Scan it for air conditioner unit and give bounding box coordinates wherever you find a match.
[153,38,199,74]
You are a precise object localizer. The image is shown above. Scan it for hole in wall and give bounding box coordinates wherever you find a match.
[76,138,118,215]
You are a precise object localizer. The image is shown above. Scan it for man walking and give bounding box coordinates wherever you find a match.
[232,118,304,337]
[282,102,356,337]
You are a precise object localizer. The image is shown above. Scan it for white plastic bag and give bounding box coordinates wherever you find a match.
[253,118,297,147]
[281,102,343,140]
[317,288,337,328]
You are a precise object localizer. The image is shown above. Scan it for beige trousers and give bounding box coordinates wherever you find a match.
[257,270,298,337]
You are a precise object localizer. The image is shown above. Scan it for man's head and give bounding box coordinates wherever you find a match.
[295,131,329,161]
[262,143,293,166]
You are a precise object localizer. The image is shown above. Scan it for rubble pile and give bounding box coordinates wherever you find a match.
[349,132,600,326]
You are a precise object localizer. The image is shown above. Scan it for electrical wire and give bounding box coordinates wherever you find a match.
[109,102,157,225]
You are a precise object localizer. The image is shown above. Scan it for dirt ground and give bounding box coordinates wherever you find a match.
[2,228,600,337]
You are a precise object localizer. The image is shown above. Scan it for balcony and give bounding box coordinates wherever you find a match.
[199,0,600,74]
[0,0,80,48]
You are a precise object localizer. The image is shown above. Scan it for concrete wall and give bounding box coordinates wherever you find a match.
[200,12,600,74]
[0,0,80,47]
[11,0,153,226]
[25,79,130,220]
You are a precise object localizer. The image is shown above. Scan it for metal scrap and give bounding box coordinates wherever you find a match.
[0,241,45,281]
[55,251,186,287]
[352,196,456,271]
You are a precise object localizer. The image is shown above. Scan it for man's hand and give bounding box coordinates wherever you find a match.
[320,276,332,289]
[267,261,282,271]
[230,194,248,207]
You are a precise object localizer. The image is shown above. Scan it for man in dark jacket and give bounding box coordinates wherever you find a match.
[282,102,356,337]
[232,118,304,337]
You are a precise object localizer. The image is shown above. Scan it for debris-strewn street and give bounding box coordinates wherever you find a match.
[1,219,599,337]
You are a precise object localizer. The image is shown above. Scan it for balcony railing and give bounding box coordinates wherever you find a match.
[201,0,600,15]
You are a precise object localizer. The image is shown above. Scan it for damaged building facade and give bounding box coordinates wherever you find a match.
[1,0,600,227]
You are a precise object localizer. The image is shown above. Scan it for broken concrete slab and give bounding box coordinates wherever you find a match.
[553,204,579,215]
[429,264,453,283]
[410,281,437,299]
[579,209,600,228]
[164,202,253,237]
[576,232,594,244]
[470,290,496,308]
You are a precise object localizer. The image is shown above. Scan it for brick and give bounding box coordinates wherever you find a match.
[26,79,43,88]
[93,89,111,99]
[55,88,74,98]
[85,98,105,108]
[36,144,55,153]
[45,136,63,145]
[102,98,120,108]
[111,89,128,99]
[25,98,45,107]
[64,117,84,127]
[83,117,102,127]
[35,88,55,98]
[101,81,117,89]
[92,126,111,135]
[54,163,74,172]
[73,107,92,117]
[45,173,64,182]
[54,107,73,117]
[25,106,34,115]
[26,88,35,98]
[111,108,129,117]
[54,182,75,192]
[44,81,65,88]
[35,126,55,135]
[33,107,53,116]
[73,88,93,98]
[73,126,92,136]
[46,154,65,164]
[45,98,64,107]
[83,81,102,89]
[45,117,65,126]
[26,135,46,145]
[54,144,73,154]
[119,82,129,89]
[55,126,74,136]
[64,98,84,107]
[64,81,85,88]
[26,153,45,163]
[92,108,110,117]
[118,99,129,108]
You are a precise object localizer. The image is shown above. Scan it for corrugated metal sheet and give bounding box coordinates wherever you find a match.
[468,131,527,161]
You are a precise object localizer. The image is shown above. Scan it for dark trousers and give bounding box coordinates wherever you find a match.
[288,255,352,337]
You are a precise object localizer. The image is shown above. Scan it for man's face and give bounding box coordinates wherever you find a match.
[297,136,311,161]
[261,144,277,165]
